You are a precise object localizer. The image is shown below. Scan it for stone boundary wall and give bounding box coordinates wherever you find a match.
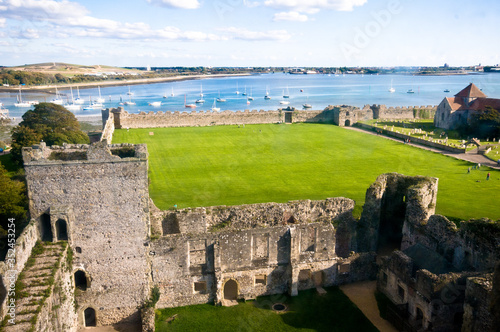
[355,123,466,153]
[376,105,437,120]
[150,197,355,236]
[100,110,115,143]
[0,220,39,320]
[111,108,335,130]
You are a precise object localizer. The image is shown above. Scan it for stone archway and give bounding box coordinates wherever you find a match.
[223,279,238,301]
[56,219,68,241]
[41,213,53,242]
[345,119,351,126]
[74,270,88,290]
[84,307,96,327]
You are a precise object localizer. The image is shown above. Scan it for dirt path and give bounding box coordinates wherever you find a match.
[340,281,397,332]
[345,126,500,170]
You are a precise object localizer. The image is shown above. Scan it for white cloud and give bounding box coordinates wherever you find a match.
[273,11,308,22]
[147,0,200,9]
[0,18,6,28]
[0,0,88,21]
[220,27,291,41]
[264,0,368,12]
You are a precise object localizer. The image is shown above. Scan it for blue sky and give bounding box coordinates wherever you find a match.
[0,0,499,67]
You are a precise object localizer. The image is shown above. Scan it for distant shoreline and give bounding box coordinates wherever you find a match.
[0,73,251,93]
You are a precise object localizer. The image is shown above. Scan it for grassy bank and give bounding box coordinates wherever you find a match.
[155,287,377,332]
[113,123,500,220]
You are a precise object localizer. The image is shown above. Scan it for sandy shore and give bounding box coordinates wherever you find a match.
[0,73,251,93]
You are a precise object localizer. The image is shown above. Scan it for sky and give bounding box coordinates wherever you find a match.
[0,0,499,68]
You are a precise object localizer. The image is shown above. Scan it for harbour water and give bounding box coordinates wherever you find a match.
[2,72,500,119]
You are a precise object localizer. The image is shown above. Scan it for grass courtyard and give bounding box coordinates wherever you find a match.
[155,287,377,332]
[113,123,500,221]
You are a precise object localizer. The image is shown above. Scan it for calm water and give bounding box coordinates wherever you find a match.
[2,73,500,118]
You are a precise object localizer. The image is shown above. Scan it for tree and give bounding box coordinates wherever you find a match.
[10,103,89,164]
[0,163,26,237]
[468,106,500,139]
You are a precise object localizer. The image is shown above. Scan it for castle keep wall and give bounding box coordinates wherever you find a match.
[22,142,151,325]
[110,108,335,129]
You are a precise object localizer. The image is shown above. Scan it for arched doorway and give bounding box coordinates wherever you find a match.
[84,307,96,327]
[56,219,68,241]
[74,270,88,290]
[345,119,351,127]
[223,279,238,300]
[41,214,53,242]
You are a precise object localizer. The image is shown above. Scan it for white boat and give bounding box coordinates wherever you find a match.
[64,87,81,111]
[127,86,134,96]
[235,82,240,94]
[283,86,290,98]
[303,103,312,109]
[184,95,196,108]
[163,92,168,98]
[95,86,105,103]
[149,101,162,107]
[216,91,226,102]
[200,84,204,98]
[51,87,63,105]
[171,87,175,97]
[74,86,85,104]
[264,86,271,100]
[247,87,254,101]
[195,99,205,104]
[280,101,290,105]
[407,89,415,94]
[84,96,104,109]
[211,98,220,112]
[242,86,247,96]
[389,79,395,93]
[14,89,37,107]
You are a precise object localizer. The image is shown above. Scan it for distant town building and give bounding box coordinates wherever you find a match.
[434,83,500,130]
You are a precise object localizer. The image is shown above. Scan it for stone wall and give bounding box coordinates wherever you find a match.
[110,108,335,130]
[462,274,494,332]
[0,220,39,320]
[357,173,438,252]
[150,197,355,237]
[23,141,151,326]
[100,109,115,143]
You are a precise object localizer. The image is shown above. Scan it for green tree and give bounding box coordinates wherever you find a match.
[10,103,89,164]
[469,106,500,139]
[0,163,26,237]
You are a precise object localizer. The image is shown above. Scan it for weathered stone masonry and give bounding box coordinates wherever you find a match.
[22,141,151,326]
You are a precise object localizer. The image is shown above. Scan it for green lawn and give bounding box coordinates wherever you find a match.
[113,123,500,220]
[155,287,378,332]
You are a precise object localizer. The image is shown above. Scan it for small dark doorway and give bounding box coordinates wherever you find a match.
[75,270,88,290]
[56,219,68,241]
[416,307,424,328]
[345,119,351,126]
[41,214,53,242]
[377,192,407,253]
[84,307,96,327]
[284,112,292,123]
[224,279,238,300]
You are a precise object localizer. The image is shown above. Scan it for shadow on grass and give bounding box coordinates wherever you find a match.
[155,287,378,332]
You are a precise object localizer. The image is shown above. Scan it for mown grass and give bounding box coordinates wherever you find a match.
[155,287,377,332]
[113,123,500,220]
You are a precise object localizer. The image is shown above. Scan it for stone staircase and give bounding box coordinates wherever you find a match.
[2,242,67,332]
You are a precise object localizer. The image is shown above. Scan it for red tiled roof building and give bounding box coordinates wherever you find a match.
[434,83,500,130]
